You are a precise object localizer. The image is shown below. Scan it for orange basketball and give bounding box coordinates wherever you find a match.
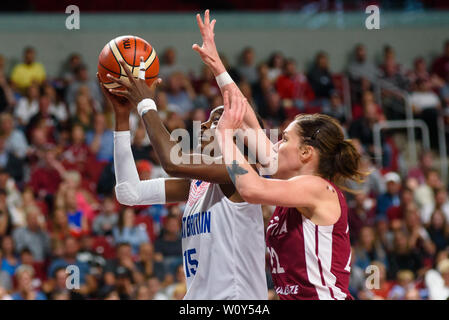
[98,35,159,90]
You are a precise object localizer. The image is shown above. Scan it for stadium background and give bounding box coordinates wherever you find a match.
[0,0,449,300]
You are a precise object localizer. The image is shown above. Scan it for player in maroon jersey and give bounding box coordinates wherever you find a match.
[216,90,365,300]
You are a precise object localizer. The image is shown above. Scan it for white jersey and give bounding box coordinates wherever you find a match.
[182,179,267,300]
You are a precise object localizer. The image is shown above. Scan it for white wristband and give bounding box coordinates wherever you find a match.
[215,72,234,88]
[137,98,157,117]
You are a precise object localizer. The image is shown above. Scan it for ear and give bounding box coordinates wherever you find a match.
[299,145,314,163]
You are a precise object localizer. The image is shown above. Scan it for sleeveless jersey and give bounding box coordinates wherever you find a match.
[182,179,267,300]
[266,181,353,300]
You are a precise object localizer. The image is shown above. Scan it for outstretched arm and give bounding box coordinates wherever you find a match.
[217,90,325,210]
[192,9,275,170]
[106,59,232,184]
[98,74,189,204]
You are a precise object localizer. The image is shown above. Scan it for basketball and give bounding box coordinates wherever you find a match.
[97,35,159,89]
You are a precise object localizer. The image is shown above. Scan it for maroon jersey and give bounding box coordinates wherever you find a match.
[266,181,353,300]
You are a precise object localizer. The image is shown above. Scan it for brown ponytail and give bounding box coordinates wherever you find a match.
[294,114,367,192]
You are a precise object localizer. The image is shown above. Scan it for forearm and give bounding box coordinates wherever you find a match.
[141,109,232,183]
[217,129,263,199]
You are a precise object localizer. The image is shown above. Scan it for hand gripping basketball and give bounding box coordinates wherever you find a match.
[107,57,162,108]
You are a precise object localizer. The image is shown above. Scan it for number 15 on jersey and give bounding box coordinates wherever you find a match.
[183,248,199,278]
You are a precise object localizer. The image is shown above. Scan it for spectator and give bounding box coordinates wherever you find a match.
[348,191,376,244]
[307,51,335,102]
[65,64,102,108]
[407,150,435,185]
[387,230,423,279]
[154,215,182,274]
[0,249,13,293]
[388,269,423,300]
[422,187,449,225]
[410,78,441,148]
[0,112,28,160]
[414,169,443,210]
[237,47,258,85]
[377,172,402,219]
[347,44,380,104]
[159,47,180,81]
[431,40,449,82]
[12,207,50,263]
[407,57,444,92]
[275,58,315,111]
[11,264,46,300]
[10,47,46,93]
[14,83,39,126]
[0,189,13,237]
[425,258,449,300]
[47,236,89,285]
[86,112,114,163]
[59,53,83,85]
[112,208,149,255]
[267,52,284,82]
[322,91,347,125]
[26,94,59,143]
[0,55,15,112]
[353,226,388,271]
[1,236,19,277]
[165,72,196,118]
[135,242,166,282]
[92,196,118,236]
[43,83,68,123]
[131,126,152,162]
[427,210,449,251]
[359,261,394,300]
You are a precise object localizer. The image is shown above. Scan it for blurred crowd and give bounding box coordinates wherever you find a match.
[0,39,449,300]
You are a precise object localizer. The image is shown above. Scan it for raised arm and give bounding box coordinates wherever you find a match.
[192,9,275,170]
[105,60,232,184]
[216,90,340,224]
[98,74,190,204]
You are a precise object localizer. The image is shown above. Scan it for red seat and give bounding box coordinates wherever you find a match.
[92,236,116,259]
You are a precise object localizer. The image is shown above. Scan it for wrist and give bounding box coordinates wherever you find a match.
[137,98,157,117]
[211,61,226,77]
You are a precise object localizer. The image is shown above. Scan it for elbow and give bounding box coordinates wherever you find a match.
[115,182,139,206]
[162,162,182,177]
[238,186,260,204]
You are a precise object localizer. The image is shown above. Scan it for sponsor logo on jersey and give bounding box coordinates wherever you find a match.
[182,211,211,239]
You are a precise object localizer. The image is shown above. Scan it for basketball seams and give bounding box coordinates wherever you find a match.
[132,36,137,74]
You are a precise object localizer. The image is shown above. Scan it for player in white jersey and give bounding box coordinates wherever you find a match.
[99,10,268,299]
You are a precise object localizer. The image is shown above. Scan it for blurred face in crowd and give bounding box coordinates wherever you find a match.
[394,231,409,253]
[167,72,184,93]
[17,269,34,292]
[71,125,85,145]
[0,171,9,188]
[430,210,445,230]
[405,206,421,230]
[242,48,255,66]
[27,84,40,100]
[0,113,14,135]
[164,48,176,65]
[355,45,366,62]
[39,95,51,115]
[267,92,281,114]
[386,180,401,195]
[94,113,107,132]
[420,151,434,169]
[271,53,284,69]
[103,197,116,215]
[1,236,14,255]
[77,67,89,81]
[70,54,82,70]
[105,290,120,300]
[284,60,297,77]
[55,268,68,289]
[165,216,180,235]
[24,48,35,65]
[64,237,79,259]
[435,188,448,205]
[139,243,154,261]
[427,171,442,189]
[359,226,375,249]
[136,285,151,300]
[147,276,161,298]
[317,53,329,70]
[20,251,34,265]
[117,244,132,261]
[76,94,92,115]
[414,58,426,73]
[123,208,135,227]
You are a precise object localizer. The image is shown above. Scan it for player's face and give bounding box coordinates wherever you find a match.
[272,121,302,179]
[199,106,224,151]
